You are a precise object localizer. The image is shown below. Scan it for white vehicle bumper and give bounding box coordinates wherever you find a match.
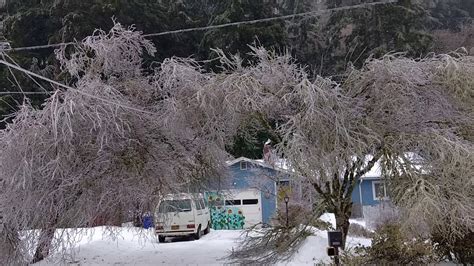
[156,229,195,237]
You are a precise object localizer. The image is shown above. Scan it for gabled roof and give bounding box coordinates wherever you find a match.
[359,152,426,180]
[360,156,382,179]
[226,152,423,181]
[226,157,288,173]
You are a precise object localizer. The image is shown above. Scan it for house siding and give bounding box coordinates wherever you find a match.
[228,163,277,224]
[351,179,385,206]
[351,178,397,226]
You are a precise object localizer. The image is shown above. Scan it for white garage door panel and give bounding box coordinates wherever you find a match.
[224,189,262,228]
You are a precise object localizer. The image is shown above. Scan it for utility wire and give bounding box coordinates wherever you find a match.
[0,0,397,52]
[4,42,75,52]
[0,0,398,109]
[0,59,157,115]
[0,91,53,95]
[144,0,397,38]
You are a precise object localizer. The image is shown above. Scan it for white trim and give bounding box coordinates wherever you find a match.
[274,180,278,209]
[361,176,382,180]
[227,157,265,167]
[372,181,389,201]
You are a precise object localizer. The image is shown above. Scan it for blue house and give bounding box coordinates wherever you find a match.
[206,157,288,229]
[207,155,394,229]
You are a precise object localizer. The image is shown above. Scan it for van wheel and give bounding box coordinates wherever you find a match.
[194,225,202,240]
[204,222,210,235]
[158,236,166,243]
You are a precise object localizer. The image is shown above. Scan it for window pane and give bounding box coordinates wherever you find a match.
[225,200,241,206]
[374,183,386,199]
[242,199,258,205]
[158,199,192,213]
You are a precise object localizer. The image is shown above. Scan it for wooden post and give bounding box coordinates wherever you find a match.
[334,246,340,266]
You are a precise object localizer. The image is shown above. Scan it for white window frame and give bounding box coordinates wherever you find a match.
[372,181,389,201]
[240,161,248,170]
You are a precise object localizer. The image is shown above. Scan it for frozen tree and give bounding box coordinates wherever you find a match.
[345,53,474,262]
[0,21,472,264]
[281,51,474,251]
[213,49,473,262]
[0,23,231,263]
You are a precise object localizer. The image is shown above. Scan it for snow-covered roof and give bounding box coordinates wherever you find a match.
[360,156,382,179]
[255,158,290,171]
[360,152,424,180]
[361,163,382,179]
[226,157,288,172]
[226,156,382,178]
[226,152,423,180]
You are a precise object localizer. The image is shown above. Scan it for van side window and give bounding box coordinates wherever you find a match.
[158,199,192,213]
[196,199,203,210]
[200,199,206,209]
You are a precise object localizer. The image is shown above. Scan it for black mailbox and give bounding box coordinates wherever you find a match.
[327,231,343,247]
[327,246,336,256]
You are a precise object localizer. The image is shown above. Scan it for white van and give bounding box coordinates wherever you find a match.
[154,193,211,243]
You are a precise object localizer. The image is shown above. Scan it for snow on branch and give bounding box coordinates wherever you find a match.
[0,20,472,264]
[0,23,227,263]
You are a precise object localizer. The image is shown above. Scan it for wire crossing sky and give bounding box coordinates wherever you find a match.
[0,0,397,53]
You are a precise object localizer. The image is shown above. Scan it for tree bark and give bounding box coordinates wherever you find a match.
[312,150,383,249]
[31,215,58,264]
[0,224,22,264]
[334,207,351,250]
[31,221,57,264]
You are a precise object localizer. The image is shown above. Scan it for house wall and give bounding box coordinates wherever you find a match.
[362,202,399,229]
[351,178,399,224]
[351,179,384,206]
[228,163,277,224]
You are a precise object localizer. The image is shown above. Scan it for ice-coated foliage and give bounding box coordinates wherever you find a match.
[0,23,229,263]
[344,53,474,239]
[0,22,472,264]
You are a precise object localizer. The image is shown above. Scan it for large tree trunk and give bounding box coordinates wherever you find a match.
[31,224,56,263]
[313,183,353,250]
[312,153,382,250]
[334,209,350,250]
[0,224,23,264]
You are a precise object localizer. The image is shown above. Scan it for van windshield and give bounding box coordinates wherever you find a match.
[158,199,192,213]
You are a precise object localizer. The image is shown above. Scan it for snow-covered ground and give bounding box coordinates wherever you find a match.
[37,214,371,265]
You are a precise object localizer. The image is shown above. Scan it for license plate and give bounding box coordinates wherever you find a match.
[171,225,179,230]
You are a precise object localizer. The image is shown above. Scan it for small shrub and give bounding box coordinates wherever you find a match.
[340,244,370,265]
[276,204,313,228]
[348,223,374,238]
[370,224,436,264]
[432,229,474,264]
[341,223,437,265]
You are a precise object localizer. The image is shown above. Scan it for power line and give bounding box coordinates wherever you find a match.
[144,0,397,38]
[4,42,75,52]
[0,0,397,53]
[0,59,157,115]
[0,91,53,95]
